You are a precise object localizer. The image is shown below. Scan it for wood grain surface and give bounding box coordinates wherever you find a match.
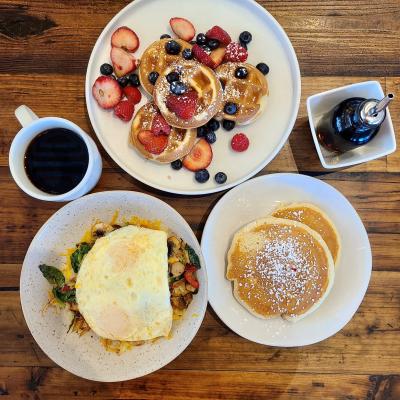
[0,0,399,399]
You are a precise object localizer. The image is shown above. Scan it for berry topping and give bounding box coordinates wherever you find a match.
[110,47,137,77]
[151,113,171,136]
[169,17,196,41]
[160,34,171,39]
[215,172,227,184]
[224,42,248,62]
[196,33,207,45]
[165,40,182,55]
[148,71,159,85]
[166,90,198,120]
[123,86,142,104]
[100,63,113,76]
[197,125,209,138]
[195,169,210,183]
[183,138,213,171]
[192,44,216,69]
[166,71,180,83]
[231,133,249,152]
[256,62,270,75]
[114,100,135,122]
[202,45,212,53]
[239,31,252,44]
[171,159,183,170]
[92,76,122,109]
[222,119,235,131]
[224,102,238,115]
[170,81,187,95]
[207,39,220,50]
[138,130,168,155]
[117,76,129,88]
[207,118,220,131]
[205,131,217,144]
[206,26,231,46]
[128,73,140,87]
[235,66,248,79]
[111,26,140,53]
[182,48,193,60]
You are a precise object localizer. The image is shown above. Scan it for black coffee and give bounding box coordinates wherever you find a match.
[24,128,89,195]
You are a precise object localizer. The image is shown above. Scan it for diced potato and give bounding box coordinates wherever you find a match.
[92,222,114,238]
[171,296,187,310]
[186,283,197,293]
[172,279,189,296]
[170,262,185,277]
[183,293,193,306]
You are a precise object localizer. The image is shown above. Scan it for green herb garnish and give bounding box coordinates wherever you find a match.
[39,264,65,287]
[185,244,201,269]
[70,242,92,273]
[53,287,76,304]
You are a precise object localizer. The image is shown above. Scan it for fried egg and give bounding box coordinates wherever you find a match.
[76,225,172,341]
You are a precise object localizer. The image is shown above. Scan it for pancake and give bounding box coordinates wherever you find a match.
[76,225,172,341]
[227,217,335,321]
[272,203,341,265]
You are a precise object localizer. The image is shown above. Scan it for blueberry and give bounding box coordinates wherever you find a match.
[207,39,219,50]
[215,172,227,184]
[201,45,211,53]
[239,40,248,50]
[148,71,159,85]
[196,33,207,45]
[197,125,209,138]
[165,40,181,55]
[256,62,270,75]
[205,131,217,144]
[170,81,187,95]
[128,73,140,87]
[235,66,248,79]
[219,79,226,90]
[160,34,171,39]
[239,31,252,44]
[224,102,238,115]
[195,169,210,183]
[117,76,128,87]
[182,48,193,60]
[166,71,180,83]
[100,63,113,76]
[222,119,235,131]
[171,159,183,170]
[207,118,220,131]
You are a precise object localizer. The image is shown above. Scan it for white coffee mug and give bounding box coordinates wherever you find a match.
[9,105,102,202]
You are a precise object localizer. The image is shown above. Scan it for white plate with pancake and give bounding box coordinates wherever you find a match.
[85,0,300,195]
[201,173,371,346]
[20,191,207,381]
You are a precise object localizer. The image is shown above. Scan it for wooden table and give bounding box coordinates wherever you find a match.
[1,1,399,398]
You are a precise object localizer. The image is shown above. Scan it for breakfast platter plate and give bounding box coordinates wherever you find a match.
[201,173,372,346]
[85,0,300,195]
[20,191,207,382]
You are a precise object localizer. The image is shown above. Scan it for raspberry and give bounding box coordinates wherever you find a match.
[231,133,249,152]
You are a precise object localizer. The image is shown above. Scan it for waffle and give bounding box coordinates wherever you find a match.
[216,62,268,124]
[227,217,334,321]
[153,59,223,129]
[130,103,196,163]
[139,38,192,95]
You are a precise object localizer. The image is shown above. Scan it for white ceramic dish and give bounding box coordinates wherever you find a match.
[307,80,396,169]
[85,0,301,195]
[201,173,371,347]
[20,191,207,381]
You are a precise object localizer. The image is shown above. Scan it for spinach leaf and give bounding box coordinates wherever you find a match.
[70,242,92,273]
[185,244,201,269]
[39,264,65,287]
[53,287,76,303]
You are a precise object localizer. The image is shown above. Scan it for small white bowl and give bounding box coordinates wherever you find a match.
[306,81,396,169]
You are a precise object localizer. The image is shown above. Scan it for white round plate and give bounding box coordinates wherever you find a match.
[85,0,300,195]
[20,191,208,381]
[201,173,372,346]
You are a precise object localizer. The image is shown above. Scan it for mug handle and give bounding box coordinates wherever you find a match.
[15,105,39,128]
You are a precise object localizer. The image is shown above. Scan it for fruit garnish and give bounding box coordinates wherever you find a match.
[205,26,231,46]
[114,100,135,122]
[169,17,195,41]
[239,31,252,45]
[165,40,182,55]
[183,138,213,171]
[151,114,171,136]
[166,90,198,120]
[92,76,122,109]
[196,33,207,45]
[256,62,270,75]
[215,172,227,184]
[224,42,248,62]
[111,26,140,52]
[209,47,226,68]
[192,44,216,69]
[138,130,168,154]
[123,86,142,104]
[100,63,113,76]
[231,133,249,152]
[110,47,137,77]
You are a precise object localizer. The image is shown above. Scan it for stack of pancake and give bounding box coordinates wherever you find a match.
[226,203,340,321]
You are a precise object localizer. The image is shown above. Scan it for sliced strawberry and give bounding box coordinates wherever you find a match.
[206,26,231,46]
[210,47,226,68]
[166,90,198,120]
[192,44,216,69]
[151,113,171,136]
[111,26,140,52]
[138,130,168,154]
[123,86,142,104]
[92,76,122,109]
[224,42,248,62]
[183,138,213,171]
[169,17,195,41]
[110,47,137,77]
[114,100,135,122]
